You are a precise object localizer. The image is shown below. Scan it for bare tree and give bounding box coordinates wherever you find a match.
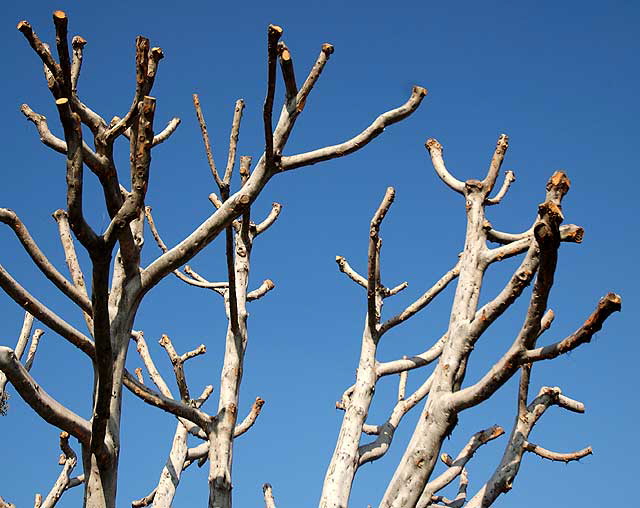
[0,10,620,508]
[319,146,620,508]
[0,11,424,508]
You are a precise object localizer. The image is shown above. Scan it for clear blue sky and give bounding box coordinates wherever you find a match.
[0,1,637,506]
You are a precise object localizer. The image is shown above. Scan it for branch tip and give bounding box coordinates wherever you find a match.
[413,85,428,97]
[72,35,87,48]
[321,43,334,55]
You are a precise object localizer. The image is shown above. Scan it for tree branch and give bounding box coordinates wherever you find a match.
[376,333,447,377]
[247,279,275,301]
[368,187,395,333]
[417,426,505,508]
[264,25,283,167]
[281,86,427,171]
[20,104,104,171]
[485,170,515,206]
[39,431,79,508]
[263,483,277,508]
[70,35,86,94]
[223,100,245,187]
[0,209,92,314]
[192,93,222,187]
[481,134,509,196]
[380,261,461,336]
[0,265,94,356]
[152,117,181,146]
[358,373,434,466]
[255,203,282,236]
[159,334,206,402]
[424,139,465,194]
[234,397,265,437]
[523,441,592,463]
[278,41,298,102]
[525,292,622,362]
[0,347,91,444]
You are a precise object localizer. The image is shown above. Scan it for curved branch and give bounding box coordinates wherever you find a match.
[376,333,447,377]
[424,139,464,194]
[335,256,369,288]
[523,442,592,463]
[247,280,275,301]
[20,104,104,172]
[485,170,515,206]
[233,397,265,437]
[255,203,282,236]
[0,347,91,445]
[152,117,181,146]
[525,292,621,362]
[281,86,427,171]
[485,224,583,262]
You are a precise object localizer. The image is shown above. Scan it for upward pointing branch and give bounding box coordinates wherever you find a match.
[368,187,395,334]
[264,24,283,167]
[193,94,222,188]
[482,134,509,196]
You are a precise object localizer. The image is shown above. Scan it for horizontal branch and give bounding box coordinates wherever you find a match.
[376,334,447,377]
[523,441,592,463]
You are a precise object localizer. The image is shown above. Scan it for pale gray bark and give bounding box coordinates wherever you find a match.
[5,10,619,508]
[317,137,619,508]
[38,432,82,508]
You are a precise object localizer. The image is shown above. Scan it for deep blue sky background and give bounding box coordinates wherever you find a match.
[0,1,637,507]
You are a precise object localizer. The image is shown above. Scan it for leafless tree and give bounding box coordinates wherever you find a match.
[0,10,620,508]
[0,11,424,508]
[320,151,620,508]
